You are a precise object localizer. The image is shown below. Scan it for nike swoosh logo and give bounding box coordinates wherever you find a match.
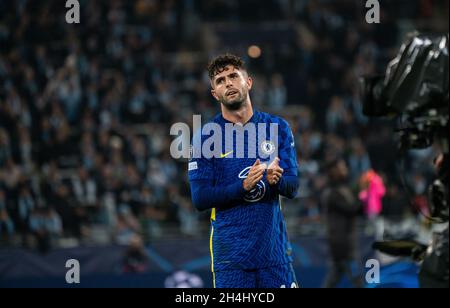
[220,151,233,158]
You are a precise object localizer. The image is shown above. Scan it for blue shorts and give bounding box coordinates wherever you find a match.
[213,263,298,288]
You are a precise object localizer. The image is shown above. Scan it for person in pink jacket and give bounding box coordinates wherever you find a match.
[359,170,386,219]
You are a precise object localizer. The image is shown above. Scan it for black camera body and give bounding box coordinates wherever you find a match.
[361,32,449,288]
[361,32,448,152]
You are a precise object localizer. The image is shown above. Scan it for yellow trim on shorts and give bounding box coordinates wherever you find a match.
[210,208,216,287]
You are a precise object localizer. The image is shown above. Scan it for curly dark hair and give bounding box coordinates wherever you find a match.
[207,54,247,80]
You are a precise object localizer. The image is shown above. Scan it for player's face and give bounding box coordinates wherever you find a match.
[211,65,252,110]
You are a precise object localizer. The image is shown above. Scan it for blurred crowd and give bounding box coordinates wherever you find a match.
[0,0,447,251]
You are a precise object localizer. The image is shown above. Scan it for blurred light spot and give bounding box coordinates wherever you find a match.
[248,45,261,58]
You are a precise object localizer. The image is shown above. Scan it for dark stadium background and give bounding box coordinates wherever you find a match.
[0,0,448,288]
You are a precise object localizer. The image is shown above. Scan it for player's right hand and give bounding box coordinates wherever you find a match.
[243,159,267,191]
[267,157,284,185]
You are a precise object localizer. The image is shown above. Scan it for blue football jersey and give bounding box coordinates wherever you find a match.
[188,110,299,272]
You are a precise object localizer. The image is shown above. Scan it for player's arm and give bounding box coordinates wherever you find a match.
[190,159,266,211]
[190,179,246,211]
[276,173,298,199]
[274,119,299,199]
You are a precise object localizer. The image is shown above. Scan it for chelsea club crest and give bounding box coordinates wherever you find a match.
[260,140,276,156]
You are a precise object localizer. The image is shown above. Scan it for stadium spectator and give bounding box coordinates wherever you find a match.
[321,158,364,288]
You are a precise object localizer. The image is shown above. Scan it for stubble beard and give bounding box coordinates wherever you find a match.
[221,90,247,111]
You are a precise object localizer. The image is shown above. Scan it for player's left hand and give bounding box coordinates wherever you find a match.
[267,157,283,186]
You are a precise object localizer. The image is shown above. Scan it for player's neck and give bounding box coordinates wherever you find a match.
[221,101,254,125]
